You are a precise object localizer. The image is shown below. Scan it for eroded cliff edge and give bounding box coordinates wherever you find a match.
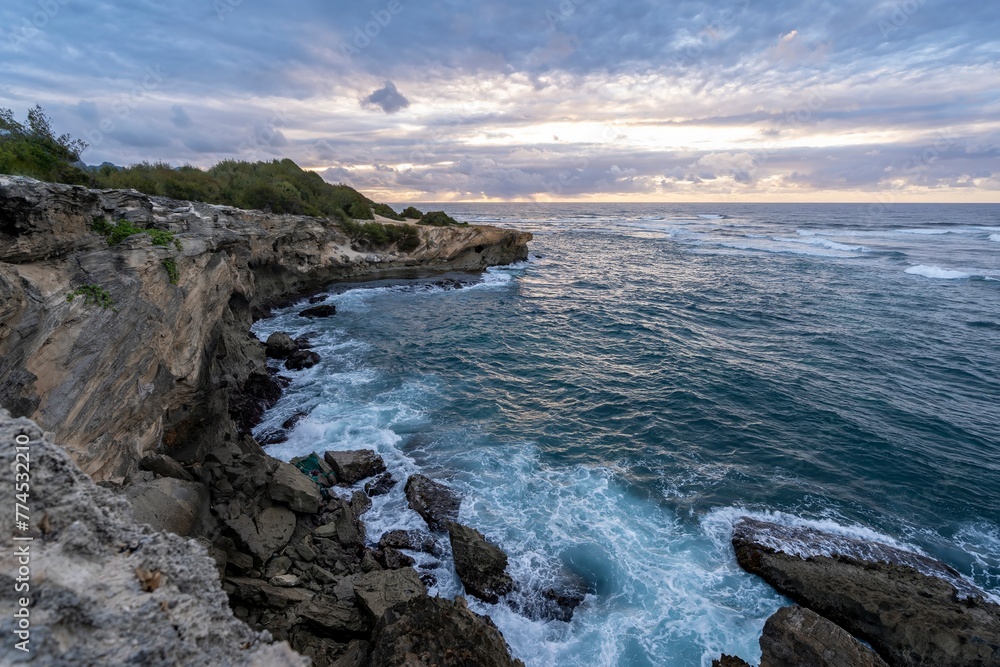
[0,175,531,481]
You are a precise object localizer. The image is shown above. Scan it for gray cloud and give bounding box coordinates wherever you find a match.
[362,82,410,114]
[0,0,997,199]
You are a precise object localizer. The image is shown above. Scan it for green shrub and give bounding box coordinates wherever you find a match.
[162,258,179,285]
[66,284,116,311]
[91,217,180,248]
[401,206,423,219]
[418,211,467,227]
[372,203,403,221]
[340,218,421,252]
[0,106,89,185]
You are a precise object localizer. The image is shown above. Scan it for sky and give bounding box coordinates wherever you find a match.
[2,0,999,202]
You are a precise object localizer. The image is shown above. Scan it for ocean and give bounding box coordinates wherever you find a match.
[251,203,1000,666]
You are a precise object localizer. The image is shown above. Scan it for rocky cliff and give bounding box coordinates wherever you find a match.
[0,176,531,482]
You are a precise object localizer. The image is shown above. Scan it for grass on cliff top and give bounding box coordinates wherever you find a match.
[0,106,411,227]
[340,215,422,252]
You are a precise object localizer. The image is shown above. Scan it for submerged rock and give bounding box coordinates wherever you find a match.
[286,349,321,370]
[324,449,387,485]
[364,471,396,497]
[378,529,439,555]
[369,596,526,667]
[733,517,1000,667]
[446,521,514,604]
[404,474,461,531]
[760,606,889,667]
[712,656,752,667]
[299,304,337,318]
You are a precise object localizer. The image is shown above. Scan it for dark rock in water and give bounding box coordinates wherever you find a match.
[540,584,587,623]
[404,474,461,532]
[365,471,396,497]
[369,595,525,667]
[352,568,427,624]
[324,449,387,485]
[308,294,327,304]
[229,371,284,434]
[282,411,309,430]
[139,453,195,482]
[446,521,514,604]
[299,304,336,318]
[712,656,752,667]
[733,517,1000,667]
[265,331,297,359]
[294,333,318,349]
[760,606,889,667]
[378,530,439,555]
[286,349,321,370]
[268,460,322,513]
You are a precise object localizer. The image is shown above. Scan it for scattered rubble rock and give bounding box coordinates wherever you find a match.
[126,476,214,538]
[404,474,461,531]
[268,460,322,513]
[139,453,196,482]
[353,568,427,624]
[446,521,514,604]
[378,530,439,555]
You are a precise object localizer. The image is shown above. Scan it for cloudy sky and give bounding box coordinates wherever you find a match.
[2,0,998,202]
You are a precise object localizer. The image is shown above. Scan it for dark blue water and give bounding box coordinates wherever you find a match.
[254,204,1000,666]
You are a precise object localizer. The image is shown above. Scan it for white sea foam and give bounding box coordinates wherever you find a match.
[905,265,971,280]
[774,236,868,252]
[990,234,1000,243]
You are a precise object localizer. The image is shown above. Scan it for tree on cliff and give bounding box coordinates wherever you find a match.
[0,106,90,185]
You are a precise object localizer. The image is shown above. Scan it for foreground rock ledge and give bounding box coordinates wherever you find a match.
[0,410,305,667]
[733,517,1000,667]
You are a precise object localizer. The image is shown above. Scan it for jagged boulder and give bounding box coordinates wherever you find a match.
[126,476,214,538]
[352,568,427,624]
[139,453,196,482]
[324,449,387,485]
[404,474,461,531]
[0,410,306,666]
[265,331,298,359]
[760,606,889,667]
[268,460,322,513]
[286,350,321,370]
[733,517,1000,667]
[378,530,439,555]
[368,595,525,667]
[712,656,751,667]
[446,521,514,604]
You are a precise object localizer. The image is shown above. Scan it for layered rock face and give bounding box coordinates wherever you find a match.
[0,176,531,482]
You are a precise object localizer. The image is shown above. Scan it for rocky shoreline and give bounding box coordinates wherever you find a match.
[2,176,999,666]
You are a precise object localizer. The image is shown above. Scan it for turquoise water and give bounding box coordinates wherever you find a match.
[253,204,1000,666]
